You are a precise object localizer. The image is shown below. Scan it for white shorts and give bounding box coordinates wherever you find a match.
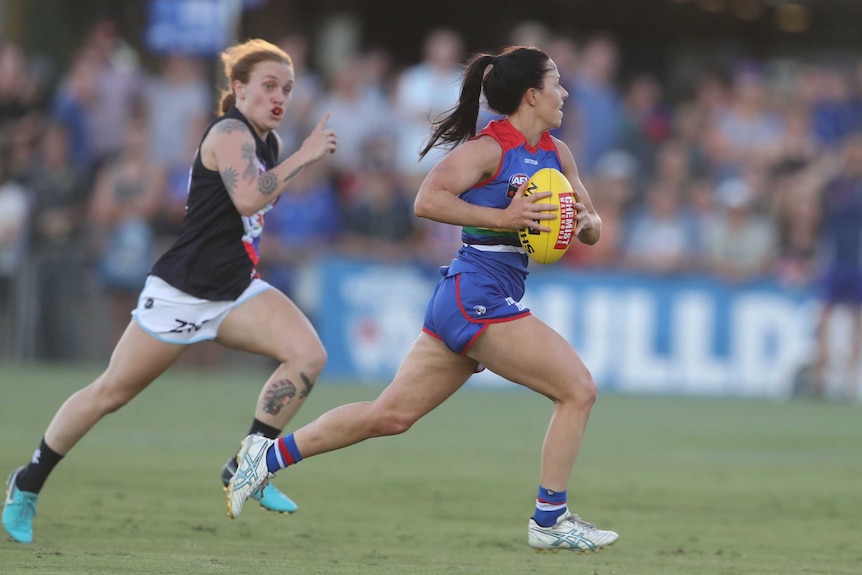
[132,275,273,344]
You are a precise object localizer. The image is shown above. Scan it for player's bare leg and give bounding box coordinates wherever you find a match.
[470,316,618,553]
[4,322,185,543]
[217,288,327,513]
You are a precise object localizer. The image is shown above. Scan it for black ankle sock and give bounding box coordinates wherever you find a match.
[247,419,282,440]
[16,438,64,494]
[224,419,282,469]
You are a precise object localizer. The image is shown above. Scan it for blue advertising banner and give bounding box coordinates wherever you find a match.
[146,0,237,56]
[314,257,817,398]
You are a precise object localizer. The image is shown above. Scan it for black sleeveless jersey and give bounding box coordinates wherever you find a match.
[150,107,279,301]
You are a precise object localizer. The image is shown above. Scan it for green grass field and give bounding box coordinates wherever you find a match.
[1,363,860,575]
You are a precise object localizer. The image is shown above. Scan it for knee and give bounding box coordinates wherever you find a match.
[367,405,416,437]
[301,342,328,379]
[86,378,134,415]
[277,339,328,380]
[561,368,597,410]
[580,375,598,408]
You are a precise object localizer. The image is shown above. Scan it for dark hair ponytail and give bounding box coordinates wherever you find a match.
[418,46,551,160]
[419,54,493,159]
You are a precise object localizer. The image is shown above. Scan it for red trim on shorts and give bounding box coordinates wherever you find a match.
[462,323,489,355]
[421,327,442,342]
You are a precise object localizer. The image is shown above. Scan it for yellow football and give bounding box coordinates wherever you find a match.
[518,167,577,264]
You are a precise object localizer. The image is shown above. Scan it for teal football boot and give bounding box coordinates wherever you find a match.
[3,468,38,543]
[222,455,297,514]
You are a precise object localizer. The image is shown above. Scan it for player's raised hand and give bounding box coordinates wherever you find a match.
[300,113,338,163]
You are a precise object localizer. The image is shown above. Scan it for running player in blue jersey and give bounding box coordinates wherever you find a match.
[228,45,619,553]
[3,39,337,543]
[813,133,862,401]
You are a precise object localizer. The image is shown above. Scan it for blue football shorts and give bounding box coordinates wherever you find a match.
[422,267,531,355]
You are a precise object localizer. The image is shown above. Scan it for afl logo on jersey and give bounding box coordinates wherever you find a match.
[507,173,529,198]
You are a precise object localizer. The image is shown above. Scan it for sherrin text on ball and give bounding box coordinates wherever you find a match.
[518,167,577,264]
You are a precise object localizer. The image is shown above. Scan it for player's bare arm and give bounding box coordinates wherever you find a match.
[203,114,336,216]
[415,136,556,231]
[553,136,601,245]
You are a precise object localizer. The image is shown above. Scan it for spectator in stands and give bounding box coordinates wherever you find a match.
[50,49,99,174]
[622,179,698,274]
[771,161,820,287]
[26,121,91,360]
[776,102,820,166]
[691,70,730,126]
[5,114,41,186]
[671,101,711,179]
[809,66,862,150]
[651,139,694,204]
[143,53,211,170]
[153,113,209,244]
[701,177,779,283]
[312,55,388,177]
[618,72,672,176]
[0,42,39,131]
[393,28,464,188]
[0,150,31,353]
[339,132,417,262]
[812,133,862,400]
[89,110,165,344]
[82,17,143,168]
[570,34,623,173]
[685,177,719,259]
[706,62,785,179]
[565,150,636,268]
[259,157,341,304]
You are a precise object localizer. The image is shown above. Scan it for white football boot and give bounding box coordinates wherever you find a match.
[226,434,275,519]
[528,510,619,553]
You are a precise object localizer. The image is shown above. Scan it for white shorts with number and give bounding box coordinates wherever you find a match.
[132,275,273,344]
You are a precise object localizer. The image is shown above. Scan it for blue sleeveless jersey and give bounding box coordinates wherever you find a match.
[452,119,563,281]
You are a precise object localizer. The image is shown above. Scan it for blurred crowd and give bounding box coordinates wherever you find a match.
[1,19,861,363]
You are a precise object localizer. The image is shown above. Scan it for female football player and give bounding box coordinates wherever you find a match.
[228,45,618,553]
[3,38,337,543]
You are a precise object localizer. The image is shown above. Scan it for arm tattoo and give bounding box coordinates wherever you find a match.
[240,142,258,182]
[257,171,279,197]
[220,166,239,196]
[282,166,303,184]
[262,378,297,415]
[299,373,315,399]
[214,119,248,135]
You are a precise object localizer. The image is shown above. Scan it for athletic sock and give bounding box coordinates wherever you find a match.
[266,433,303,473]
[247,419,282,440]
[15,438,64,494]
[532,485,567,527]
[224,419,283,473]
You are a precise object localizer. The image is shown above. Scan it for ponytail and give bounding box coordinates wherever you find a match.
[419,54,494,160]
[219,92,236,115]
[418,46,551,160]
